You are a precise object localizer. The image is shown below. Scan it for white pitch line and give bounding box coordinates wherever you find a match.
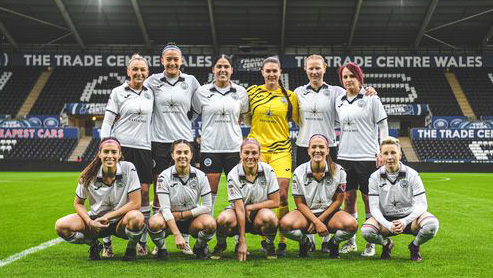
[0,237,63,268]
[426,177,451,182]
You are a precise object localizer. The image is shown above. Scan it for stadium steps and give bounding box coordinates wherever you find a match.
[68,136,93,162]
[444,72,476,120]
[16,68,53,118]
[399,136,419,162]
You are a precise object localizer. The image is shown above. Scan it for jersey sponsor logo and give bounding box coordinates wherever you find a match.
[180,82,189,90]
[400,179,409,188]
[204,158,212,167]
[357,99,366,107]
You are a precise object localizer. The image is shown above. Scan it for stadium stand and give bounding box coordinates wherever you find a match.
[30,67,127,114]
[411,138,493,161]
[0,67,43,116]
[453,68,493,117]
[81,138,99,162]
[0,138,77,161]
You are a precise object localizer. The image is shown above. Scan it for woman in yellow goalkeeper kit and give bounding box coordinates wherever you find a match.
[246,56,299,256]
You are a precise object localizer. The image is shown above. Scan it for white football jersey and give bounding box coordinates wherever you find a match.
[336,88,387,161]
[227,162,279,207]
[75,161,141,222]
[294,83,345,147]
[194,82,249,152]
[368,162,426,218]
[145,72,200,143]
[105,83,153,150]
[292,162,346,213]
[156,165,211,212]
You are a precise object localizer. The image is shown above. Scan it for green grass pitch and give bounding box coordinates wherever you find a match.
[0,172,492,277]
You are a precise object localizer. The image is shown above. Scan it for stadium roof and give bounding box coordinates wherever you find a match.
[0,0,492,53]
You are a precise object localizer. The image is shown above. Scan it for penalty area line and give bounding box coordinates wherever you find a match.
[0,237,63,268]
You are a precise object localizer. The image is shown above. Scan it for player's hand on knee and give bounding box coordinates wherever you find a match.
[307,223,316,234]
[237,242,247,261]
[89,219,108,233]
[391,220,404,234]
[175,234,186,249]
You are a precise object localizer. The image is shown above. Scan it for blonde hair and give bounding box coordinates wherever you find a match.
[304,54,327,68]
[127,53,149,68]
[380,136,401,151]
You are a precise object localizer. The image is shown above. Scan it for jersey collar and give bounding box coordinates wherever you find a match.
[305,82,328,94]
[210,83,237,95]
[379,162,407,184]
[160,73,185,86]
[96,162,123,184]
[171,165,197,178]
[238,162,265,181]
[124,83,149,94]
[341,88,364,104]
[306,162,330,181]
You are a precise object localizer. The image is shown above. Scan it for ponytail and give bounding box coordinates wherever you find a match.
[79,137,122,188]
[278,79,293,122]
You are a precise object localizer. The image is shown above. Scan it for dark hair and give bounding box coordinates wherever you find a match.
[262,56,293,121]
[338,62,364,88]
[308,134,336,178]
[162,42,182,56]
[213,54,233,68]
[79,137,122,188]
[170,139,194,161]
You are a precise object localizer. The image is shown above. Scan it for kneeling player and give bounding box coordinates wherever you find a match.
[280,135,357,258]
[55,138,145,261]
[148,140,216,260]
[211,138,280,261]
[361,137,439,261]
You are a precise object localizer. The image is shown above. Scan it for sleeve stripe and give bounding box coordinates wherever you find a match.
[75,193,86,199]
[267,189,280,195]
[128,188,141,194]
[368,194,379,196]
[413,191,425,197]
[376,117,388,124]
[156,192,169,195]
[105,109,118,115]
[229,197,243,201]
[201,191,211,197]
[292,194,304,197]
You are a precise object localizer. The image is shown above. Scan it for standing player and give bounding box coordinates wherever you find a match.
[148,140,216,260]
[55,138,145,261]
[211,139,280,261]
[361,137,439,261]
[280,135,357,258]
[99,54,153,257]
[194,55,249,213]
[335,62,388,256]
[246,56,299,255]
[145,42,201,255]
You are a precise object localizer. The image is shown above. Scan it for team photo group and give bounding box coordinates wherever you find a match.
[54,43,439,262]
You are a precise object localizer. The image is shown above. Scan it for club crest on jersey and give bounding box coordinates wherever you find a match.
[144,93,151,99]
[259,177,266,186]
[204,158,212,167]
[189,178,198,189]
[400,179,409,188]
[116,180,124,188]
[231,93,239,100]
[180,82,189,90]
[280,96,288,104]
[357,99,366,107]
[323,90,329,96]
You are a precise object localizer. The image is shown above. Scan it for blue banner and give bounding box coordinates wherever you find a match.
[0,119,33,128]
[92,127,101,139]
[0,128,79,139]
[411,128,493,139]
[65,103,106,115]
[383,104,429,116]
[1,53,491,68]
[26,115,60,127]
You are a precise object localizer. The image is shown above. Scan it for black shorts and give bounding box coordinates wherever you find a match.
[384,215,413,235]
[296,146,338,167]
[337,160,376,195]
[226,209,262,236]
[298,209,340,232]
[200,152,239,175]
[121,147,153,184]
[175,218,194,234]
[151,142,173,175]
[90,216,127,239]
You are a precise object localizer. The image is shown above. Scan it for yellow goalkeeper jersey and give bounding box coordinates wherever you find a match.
[247,84,299,153]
